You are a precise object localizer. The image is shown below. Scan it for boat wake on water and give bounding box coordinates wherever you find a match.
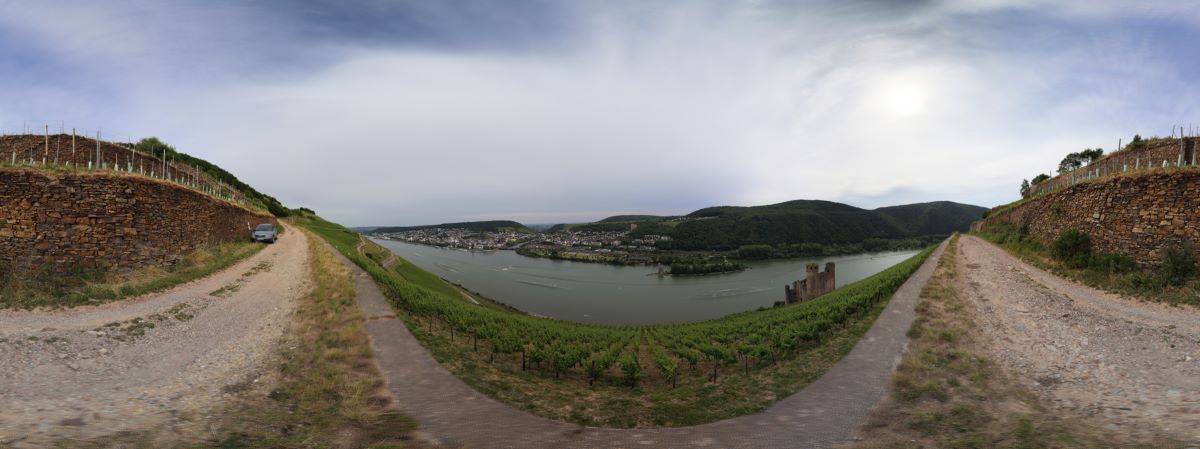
[517,279,565,289]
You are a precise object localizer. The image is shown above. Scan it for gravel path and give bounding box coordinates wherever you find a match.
[337,239,946,449]
[956,235,1200,442]
[0,231,309,447]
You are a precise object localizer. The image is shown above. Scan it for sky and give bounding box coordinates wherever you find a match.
[1,0,1198,226]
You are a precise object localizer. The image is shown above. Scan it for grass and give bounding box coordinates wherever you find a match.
[298,212,933,427]
[975,223,1200,307]
[63,224,425,449]
[362,236,517,313]
[1,240,265,310]
[850,235,1182,449]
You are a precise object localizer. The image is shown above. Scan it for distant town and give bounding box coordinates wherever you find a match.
[370,227,677,265]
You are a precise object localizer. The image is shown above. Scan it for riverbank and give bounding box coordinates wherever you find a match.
[373,238,921,325]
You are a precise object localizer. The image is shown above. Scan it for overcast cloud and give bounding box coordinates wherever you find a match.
[1,1,1197,226]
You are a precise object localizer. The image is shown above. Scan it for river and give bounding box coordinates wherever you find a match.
[372,238,919,325]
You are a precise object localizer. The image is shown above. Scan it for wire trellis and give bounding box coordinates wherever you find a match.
[1028,126,1199,197]
[0,125,270,215]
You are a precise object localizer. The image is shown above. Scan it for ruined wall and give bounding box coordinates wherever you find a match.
[0,168,276,276]
[785,262,836,303]
[975,169,1200,267]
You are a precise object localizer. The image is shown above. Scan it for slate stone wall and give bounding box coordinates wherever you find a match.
[1030,137,1198,195]
[974,169,1200,267]
[0,169,276,277]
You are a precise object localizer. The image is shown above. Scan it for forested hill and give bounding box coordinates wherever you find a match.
[667,200,986,250]
[597,215,668,223]
[371,220,532,234]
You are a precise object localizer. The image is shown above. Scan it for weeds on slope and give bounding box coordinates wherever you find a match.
[849,235,1179,449]
[0,240,263,309]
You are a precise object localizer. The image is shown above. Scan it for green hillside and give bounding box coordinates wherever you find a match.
[668,200,985,250]
[133,137,291,217]
[597,215,668,223]
[372,220,532,234]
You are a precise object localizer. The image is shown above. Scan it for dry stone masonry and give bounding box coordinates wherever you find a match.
[1030,137,1198,195]
[0,168,276,278]
[974,169,1200,267]
[1,134,253,206]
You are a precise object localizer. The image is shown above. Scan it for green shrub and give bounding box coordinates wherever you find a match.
[1053,229,1092,268]
[1091,252,1135,273]
[1160,244,1197,286]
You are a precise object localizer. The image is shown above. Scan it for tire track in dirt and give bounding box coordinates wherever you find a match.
[956,235,1200,442]
[0,231,310,447]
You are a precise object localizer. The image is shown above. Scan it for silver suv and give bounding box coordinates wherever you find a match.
[252,223,278,243]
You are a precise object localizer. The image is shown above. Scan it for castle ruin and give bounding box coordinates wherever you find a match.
[785,262,836,303]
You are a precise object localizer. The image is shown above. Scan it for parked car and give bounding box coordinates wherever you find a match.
[252,223,278,243]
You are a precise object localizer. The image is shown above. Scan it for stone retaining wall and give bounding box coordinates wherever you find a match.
[974,169,1200,267]
[0,168,276,277]
[1031,137,1198,195]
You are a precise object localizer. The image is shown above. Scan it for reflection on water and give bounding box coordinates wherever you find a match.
[374,238,920,325]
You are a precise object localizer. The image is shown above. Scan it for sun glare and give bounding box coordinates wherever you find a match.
[884,84,927,117]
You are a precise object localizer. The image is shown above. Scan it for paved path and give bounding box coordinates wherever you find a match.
[334,240,946,449]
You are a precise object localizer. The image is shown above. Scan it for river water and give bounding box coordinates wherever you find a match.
[373,238,919,325]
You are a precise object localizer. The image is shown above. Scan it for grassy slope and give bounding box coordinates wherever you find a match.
[852,235,1181,449]
[300,212,937,427]
[1,240,265,310]
[974,224,1200,307]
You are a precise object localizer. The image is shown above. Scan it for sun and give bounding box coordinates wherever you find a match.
[883,84,927,117]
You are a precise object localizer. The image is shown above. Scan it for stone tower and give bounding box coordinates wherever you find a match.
[784,262,836,303]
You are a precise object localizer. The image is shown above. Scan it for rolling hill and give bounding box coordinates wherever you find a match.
[666,200,985,250]
[546,200,985,250]
[371,220,533,234]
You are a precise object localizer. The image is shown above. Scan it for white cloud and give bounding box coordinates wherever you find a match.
[1,1,1198,225]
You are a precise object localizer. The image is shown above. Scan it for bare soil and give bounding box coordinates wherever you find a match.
[958,235,1200,443]
[0,231,309,447]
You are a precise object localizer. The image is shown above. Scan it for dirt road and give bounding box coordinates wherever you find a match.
[956,235,1200,442]
[0,231,309,447]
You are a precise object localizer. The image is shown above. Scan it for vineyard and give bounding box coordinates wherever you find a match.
[297,214,935,426]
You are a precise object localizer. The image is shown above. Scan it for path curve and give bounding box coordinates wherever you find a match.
[0,230,309,447]
[336,239,947,449]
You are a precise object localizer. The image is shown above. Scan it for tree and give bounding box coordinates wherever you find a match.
[1020,179,1031,198]
[1057,148,1104,173]
[1031,173,1050,184]
[1080,148,1104,161]
[133,136,176,160]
